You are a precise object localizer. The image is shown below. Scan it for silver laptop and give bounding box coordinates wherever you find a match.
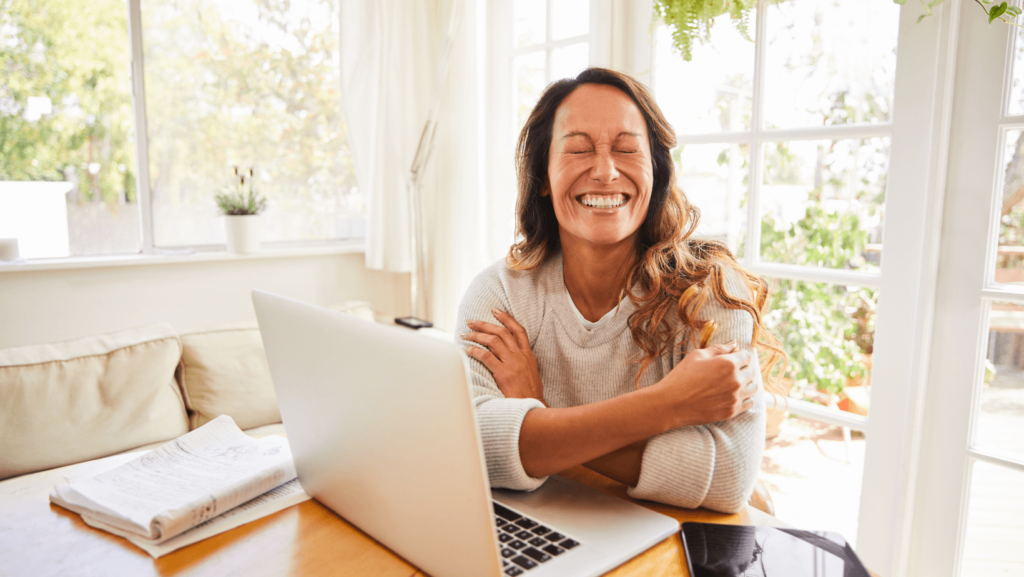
[253,290,678,577]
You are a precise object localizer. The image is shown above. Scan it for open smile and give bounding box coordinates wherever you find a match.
[576,193,629,209]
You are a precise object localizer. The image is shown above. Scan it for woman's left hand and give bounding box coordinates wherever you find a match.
[462,309,546,405]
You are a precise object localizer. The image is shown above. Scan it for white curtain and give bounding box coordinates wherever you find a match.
[429,0,518,331]
[340,0,516,328]
[339,0,441,273]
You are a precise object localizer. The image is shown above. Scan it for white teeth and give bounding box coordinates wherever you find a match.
[580,194,626,208]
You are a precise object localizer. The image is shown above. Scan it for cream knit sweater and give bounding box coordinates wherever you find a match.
[455,252,765,514]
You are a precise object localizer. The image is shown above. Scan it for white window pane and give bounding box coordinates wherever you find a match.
[763,0,898,129]
[515,51,546,134]
[141,0,362,247]
[515,0,546,48]
[0,0,140,257]
[961,461,1024,576]
[677,143,749,257]
[1009,28,1024,115]
[995,129,1024,286]
[978,303,1024,463]
[765,277,876,407]
[551,43,588,83]
[653,21,754,134]
[551,0,588,41]
[760,138,888,271]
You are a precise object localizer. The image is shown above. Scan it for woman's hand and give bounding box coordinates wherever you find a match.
[656,341,758,428]
[462,308,546,405]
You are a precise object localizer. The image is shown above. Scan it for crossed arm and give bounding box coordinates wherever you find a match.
[462,309,759,490]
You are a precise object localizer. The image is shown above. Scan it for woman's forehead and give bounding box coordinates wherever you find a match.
[553,84,648,138]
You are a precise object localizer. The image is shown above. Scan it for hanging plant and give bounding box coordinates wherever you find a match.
[898,0,1022,24]
[653,0,759,61]
[657,0,1023,63]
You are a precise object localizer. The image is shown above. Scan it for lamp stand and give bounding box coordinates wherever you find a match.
[394,0,461,329]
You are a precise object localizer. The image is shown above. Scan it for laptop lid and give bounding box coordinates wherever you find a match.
[253,290,502,577]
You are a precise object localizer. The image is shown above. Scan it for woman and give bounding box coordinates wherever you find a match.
[458,68,784,513]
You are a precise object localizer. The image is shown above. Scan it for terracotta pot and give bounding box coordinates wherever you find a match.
[838,385,871,416]
[839,353,872,415]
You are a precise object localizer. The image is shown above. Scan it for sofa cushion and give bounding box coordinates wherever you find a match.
[178,326,281,431]
[0,324,189,480]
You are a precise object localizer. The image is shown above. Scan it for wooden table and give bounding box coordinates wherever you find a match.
[0,452,864,577]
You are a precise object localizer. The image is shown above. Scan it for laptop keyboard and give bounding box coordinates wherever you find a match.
[493,502,581,575]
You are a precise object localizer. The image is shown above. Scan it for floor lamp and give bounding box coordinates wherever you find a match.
[395,0,461,330]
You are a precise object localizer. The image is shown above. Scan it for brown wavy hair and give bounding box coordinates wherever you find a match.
[506,68,786,393]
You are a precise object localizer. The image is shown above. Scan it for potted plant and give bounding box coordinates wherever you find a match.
[216,167,266,254]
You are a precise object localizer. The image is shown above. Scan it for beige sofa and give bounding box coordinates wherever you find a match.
[0,323,285,481]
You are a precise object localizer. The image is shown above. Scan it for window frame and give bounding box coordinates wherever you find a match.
[636,1,959,574]
[0,0,366,268]
[650,1,891,428]
[128,0,368,257]
[906,1,1024,574]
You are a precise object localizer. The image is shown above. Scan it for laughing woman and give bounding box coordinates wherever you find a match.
[457,68,784,513]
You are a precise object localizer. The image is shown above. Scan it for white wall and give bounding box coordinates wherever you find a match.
[0,252,410,349]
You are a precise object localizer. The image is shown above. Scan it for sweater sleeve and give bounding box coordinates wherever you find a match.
[626,269,766,513]
[455,265,548,491]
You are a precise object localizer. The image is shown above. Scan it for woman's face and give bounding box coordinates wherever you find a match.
[546,83,654,250]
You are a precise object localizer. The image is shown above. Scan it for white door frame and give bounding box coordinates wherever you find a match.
[856,1,960,574]
[906,2,1024,574]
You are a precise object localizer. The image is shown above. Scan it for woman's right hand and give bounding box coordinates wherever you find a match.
[655,341,758,428]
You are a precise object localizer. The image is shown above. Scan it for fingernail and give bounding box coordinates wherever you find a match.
[466,320,477,325]
[491,308,503,316]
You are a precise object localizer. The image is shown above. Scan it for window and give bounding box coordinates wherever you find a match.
[0,0,364,260]
[652,0,900,546]
[140,0,364,248]
[512,0,593,135]
[0,0,139,257]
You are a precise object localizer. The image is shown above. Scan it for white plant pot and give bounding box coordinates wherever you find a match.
[224,215,261,254]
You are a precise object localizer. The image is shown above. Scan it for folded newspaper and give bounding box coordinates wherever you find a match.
[49,414,310,558]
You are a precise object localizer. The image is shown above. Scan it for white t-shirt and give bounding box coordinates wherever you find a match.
[566,290,620,330]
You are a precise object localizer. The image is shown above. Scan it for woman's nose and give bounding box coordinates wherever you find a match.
[590,151,620,183]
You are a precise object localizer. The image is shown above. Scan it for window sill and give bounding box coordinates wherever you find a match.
[0,241,366,273]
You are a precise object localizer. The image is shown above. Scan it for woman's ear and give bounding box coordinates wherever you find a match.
[540,178,551,197]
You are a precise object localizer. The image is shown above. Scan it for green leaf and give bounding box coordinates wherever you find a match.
[989,2,1008,23]
[1006,5,1022,15]
[893,0,908,5]
[917,12,931,22]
